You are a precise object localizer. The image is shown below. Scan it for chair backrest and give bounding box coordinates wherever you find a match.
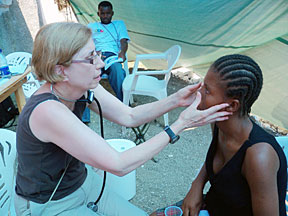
[6,52,31,67]
[131,45,181,87]
[6,52,40,99]
[163,45,181,84]
[0,129,17,215]
[126,45,182,96]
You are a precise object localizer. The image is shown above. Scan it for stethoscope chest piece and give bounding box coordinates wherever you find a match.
[87,201,98,212]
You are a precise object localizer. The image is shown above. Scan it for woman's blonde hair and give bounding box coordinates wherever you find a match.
[32,22,92,83]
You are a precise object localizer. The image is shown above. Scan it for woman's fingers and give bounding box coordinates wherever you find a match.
[188,82,202,93]
[195,111,231,126]
[203,110,231,123]
[180,99,232,128]
[191,91,202,108]
[203,103,229,115]
[177,85,201,107]
[186,105,231,127]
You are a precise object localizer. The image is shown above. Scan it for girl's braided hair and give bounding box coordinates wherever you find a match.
[212,54,263,116]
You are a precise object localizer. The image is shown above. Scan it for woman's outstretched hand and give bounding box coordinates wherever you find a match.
[177,91,231,129]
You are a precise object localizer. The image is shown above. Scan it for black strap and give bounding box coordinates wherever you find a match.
[101,22,120,50]
[92,96,106,205]
[76,92,107,205]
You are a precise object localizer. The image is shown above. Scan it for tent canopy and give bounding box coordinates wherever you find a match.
[70,0,288,129]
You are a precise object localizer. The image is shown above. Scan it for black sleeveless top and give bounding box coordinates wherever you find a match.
[205,120,287,216]
[16,93,88,203]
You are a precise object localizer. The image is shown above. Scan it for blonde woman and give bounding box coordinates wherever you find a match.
[14,22,231,216]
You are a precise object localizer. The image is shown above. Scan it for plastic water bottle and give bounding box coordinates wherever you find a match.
[0,49,11,78]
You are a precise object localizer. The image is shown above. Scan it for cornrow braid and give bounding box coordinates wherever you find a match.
[212,54,263,116]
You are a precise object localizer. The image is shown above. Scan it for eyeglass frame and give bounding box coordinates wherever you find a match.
[71,51,102,65]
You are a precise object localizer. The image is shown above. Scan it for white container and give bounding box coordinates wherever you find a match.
[103,139,136,200]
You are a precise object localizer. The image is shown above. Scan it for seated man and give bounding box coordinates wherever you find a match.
[88,0,129,101]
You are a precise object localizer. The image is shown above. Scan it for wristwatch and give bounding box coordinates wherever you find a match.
[164,126,180,144]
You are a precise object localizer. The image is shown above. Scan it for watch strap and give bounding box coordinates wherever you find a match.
[164,126,180,144]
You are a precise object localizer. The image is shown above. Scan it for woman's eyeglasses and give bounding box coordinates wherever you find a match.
[71,51,102,65]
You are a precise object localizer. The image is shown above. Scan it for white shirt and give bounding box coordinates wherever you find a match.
[88,20,130,54]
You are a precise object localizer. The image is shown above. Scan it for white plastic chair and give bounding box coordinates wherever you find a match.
[6,52,40,99]
[275,136,288,214]
[122,45,181,126]
[0,129,17,216]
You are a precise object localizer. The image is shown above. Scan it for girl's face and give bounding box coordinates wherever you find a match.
[64,38,105,91]
[199,67,227,110]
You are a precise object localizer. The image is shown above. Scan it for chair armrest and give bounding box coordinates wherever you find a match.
[135,70,169,75]
[135,53,166,61]
[123,59,129,76]
[132,53,166,75]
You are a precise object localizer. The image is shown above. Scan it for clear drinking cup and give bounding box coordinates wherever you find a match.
[164,206,183,216]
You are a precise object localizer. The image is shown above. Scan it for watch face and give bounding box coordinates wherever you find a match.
[171,135,180,144]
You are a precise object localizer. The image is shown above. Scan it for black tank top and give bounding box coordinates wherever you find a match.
[16,93,88,203]
[205,120,287,216]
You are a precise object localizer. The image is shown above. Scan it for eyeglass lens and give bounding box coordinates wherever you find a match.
[90,51,102,64]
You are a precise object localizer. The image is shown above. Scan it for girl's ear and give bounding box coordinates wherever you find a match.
[226,99,240,113]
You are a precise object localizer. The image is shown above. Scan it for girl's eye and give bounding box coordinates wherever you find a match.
[205,87,209,94]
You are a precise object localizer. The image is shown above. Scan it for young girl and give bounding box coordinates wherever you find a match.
[152,54,287,216]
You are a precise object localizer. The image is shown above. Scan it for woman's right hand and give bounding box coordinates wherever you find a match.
[182,184,203,216]
[176,91,231,130]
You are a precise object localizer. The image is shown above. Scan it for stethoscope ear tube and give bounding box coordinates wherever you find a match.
[87,94,106,209]
[78,92,106,210]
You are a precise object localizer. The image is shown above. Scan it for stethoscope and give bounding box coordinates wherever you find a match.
[85,91,106,212]
[80,90,106,212]
[50,85,106,212]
